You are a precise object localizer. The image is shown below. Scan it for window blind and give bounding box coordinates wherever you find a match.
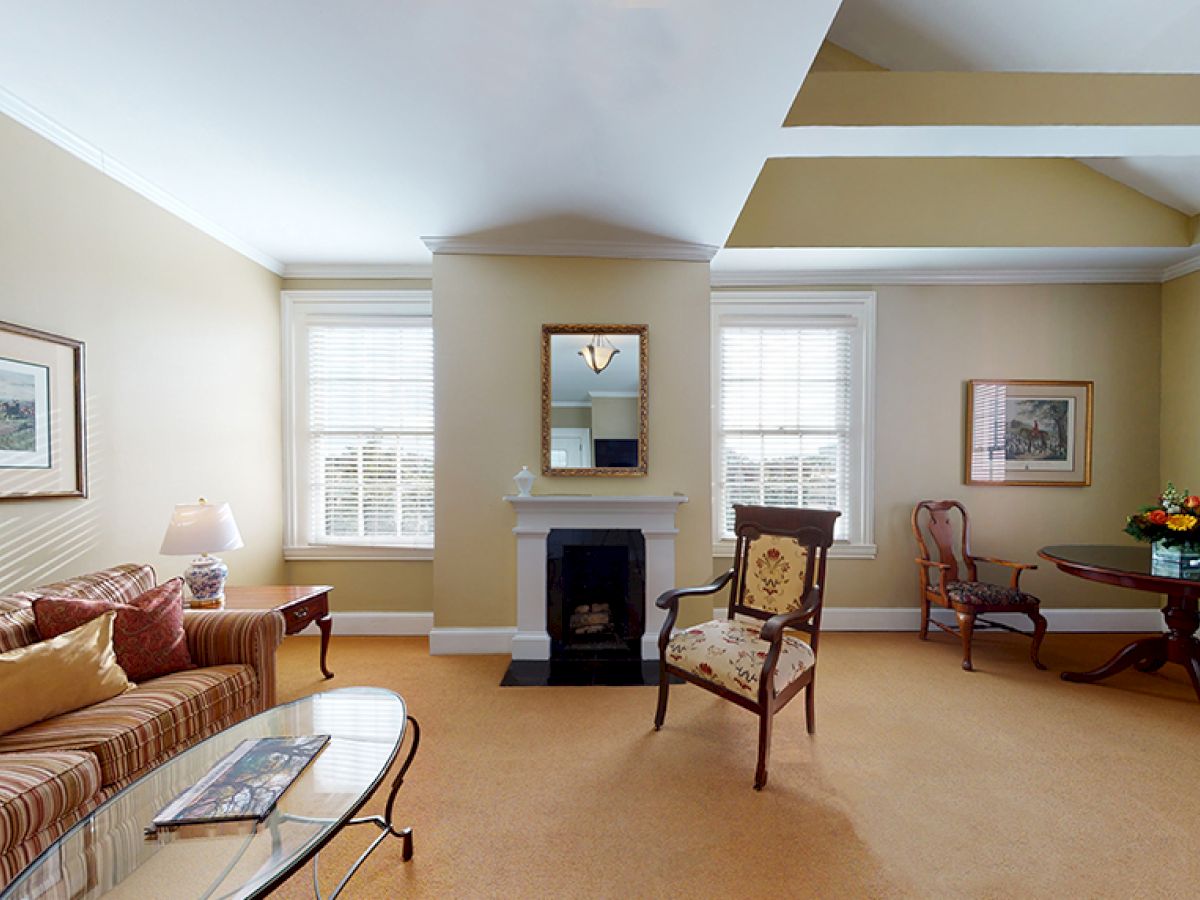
[717,323,853,541]
[306,320,434,546]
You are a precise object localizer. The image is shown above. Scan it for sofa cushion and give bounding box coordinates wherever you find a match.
[0,613,133,736]
[0,665,256,786]
[33,578,194,681]
[0,752,101,855]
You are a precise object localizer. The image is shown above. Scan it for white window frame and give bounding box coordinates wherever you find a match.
[711,291,876,560]
[283,290,434,560]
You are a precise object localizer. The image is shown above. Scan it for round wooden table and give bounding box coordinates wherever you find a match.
[1038,545,1200,700]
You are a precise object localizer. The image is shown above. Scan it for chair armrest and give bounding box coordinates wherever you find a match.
[759,587,822,644]
[969,556,1036,589]
[915,558,951,593]
[184,609,286,713]
[655,569,734,654]
[654,569,733,611]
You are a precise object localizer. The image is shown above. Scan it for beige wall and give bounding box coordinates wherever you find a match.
[590,395,638,440]
[713,283,1162,611]
[1161,271,1200,488]
[279,276,435,612]
[0,114,284,593]
[550,406,591,429]
[433,254,712,628]
[729,158,1191,249]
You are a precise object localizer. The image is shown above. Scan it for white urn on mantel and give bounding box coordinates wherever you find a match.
[513,466,536,497]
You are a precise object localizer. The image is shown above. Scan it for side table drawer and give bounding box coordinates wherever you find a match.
[283,598,325,633]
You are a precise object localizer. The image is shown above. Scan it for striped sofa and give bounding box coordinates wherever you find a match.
[0,564,285,888]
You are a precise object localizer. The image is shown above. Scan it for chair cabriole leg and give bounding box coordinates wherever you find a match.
[919,595,930,640]
[1029,610,1048,670]
[804,678,816,735]
[957,610,975,671]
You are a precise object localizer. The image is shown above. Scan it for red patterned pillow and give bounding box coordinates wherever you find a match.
[33,578,194,682]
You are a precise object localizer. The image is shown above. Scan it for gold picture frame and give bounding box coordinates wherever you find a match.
[965,379,1092,487]
[541,324,648,477]
[0,320,87,501]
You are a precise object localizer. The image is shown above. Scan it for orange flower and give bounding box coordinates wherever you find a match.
[1148,509,1169,525]
[1187,496,1200,509]
[1168,514,1197,531]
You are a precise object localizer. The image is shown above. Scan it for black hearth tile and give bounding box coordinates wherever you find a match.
[499,659,681,687]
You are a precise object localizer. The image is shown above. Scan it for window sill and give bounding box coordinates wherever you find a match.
[712,541,876,560]
[284,545,433,561]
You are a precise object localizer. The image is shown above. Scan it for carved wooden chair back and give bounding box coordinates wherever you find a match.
[728,505,840,651]
[912,500,978,585]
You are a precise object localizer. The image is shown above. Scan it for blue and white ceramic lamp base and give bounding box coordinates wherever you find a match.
[184,555,229,608]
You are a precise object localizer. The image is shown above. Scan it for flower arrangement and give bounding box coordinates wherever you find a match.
[1125,483,1200,548]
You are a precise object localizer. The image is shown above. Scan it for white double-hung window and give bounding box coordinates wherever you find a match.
[284,292,434,559]
[712,292,875,558]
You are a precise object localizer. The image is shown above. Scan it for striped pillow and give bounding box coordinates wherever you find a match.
[33,579,194,682]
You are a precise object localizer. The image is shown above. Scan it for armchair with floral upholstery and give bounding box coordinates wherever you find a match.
[653,505,839,790]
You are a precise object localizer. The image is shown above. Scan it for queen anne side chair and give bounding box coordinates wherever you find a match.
[654,505,839,790]
[912,500,1048,672]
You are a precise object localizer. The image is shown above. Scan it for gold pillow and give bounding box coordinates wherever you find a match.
[0,611,131,735]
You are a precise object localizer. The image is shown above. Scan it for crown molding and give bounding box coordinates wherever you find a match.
[280,263,433,279]
[421,236,719,262]
[0,86,283,275]
[709,266,1167,287]
[1162,253,1200,282]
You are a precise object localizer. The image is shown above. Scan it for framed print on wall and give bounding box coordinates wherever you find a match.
[965,379,1092,487]
[0,321,87,500]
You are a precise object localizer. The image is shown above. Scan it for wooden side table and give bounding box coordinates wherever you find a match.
[222,585,335,679]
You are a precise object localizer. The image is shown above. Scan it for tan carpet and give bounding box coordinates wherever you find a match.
[272,630,1200,899]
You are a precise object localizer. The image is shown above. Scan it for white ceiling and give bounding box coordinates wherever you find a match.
[829,0,1200,73]
[1081,158,1200,215]
[0,0,841,271]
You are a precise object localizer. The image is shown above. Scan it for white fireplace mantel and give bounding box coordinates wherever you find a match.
[504,494,688,660]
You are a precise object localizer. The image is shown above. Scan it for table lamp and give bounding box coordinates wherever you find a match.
[160,498,244,608]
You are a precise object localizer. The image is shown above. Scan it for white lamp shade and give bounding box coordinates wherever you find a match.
[160,501,244,556]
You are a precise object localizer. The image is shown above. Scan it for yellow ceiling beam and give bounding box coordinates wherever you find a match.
[787,71,1200,127]
[727,158,1191,249]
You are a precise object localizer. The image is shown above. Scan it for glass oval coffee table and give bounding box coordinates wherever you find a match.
[2,687,419,900]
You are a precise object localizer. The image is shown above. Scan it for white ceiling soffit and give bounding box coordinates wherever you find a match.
[774,126,1200,160]
[710,247,1200,285]
[829,0,1200,73]
[0,1,840,271]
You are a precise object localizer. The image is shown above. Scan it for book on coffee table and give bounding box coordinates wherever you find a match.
[151,735,330,830]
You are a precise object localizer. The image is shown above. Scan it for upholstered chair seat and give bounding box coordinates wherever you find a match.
[664,618,815,702]
[654,505,839,790]
[945,581,1040,607]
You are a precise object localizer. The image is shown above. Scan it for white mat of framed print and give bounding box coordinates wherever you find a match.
[0,321,86,500]
[965,380,1092,487]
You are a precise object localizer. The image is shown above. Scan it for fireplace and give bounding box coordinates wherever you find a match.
[504,494,687,662]
[547,529,645,660]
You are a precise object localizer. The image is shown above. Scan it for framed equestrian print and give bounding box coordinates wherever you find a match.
[964,379,1092,487]
[0,320,87,500]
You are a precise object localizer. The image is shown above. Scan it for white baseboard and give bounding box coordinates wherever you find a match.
[715,606,1165,633]
[327,611,433,636]
[429,626,516,655]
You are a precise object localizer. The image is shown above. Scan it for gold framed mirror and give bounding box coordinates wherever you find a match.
[541,324,648,476]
